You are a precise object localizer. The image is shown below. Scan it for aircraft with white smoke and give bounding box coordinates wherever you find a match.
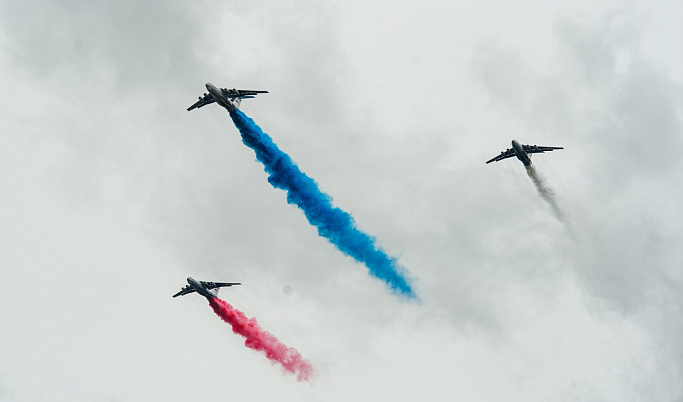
[486,140,563,166]
[172,277,241,299]
[187,83,268,112]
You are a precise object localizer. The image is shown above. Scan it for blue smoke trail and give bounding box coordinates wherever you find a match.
[229,109,416,298]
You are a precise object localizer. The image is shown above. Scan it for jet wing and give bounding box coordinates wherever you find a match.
[486,148,515,164]
[201,281,242,290]
[187,93,216,111]
[522,144,564,154]
[172,285,196,298]
[221,88,269,98]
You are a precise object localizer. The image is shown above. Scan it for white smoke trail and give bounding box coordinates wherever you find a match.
[525,164,567,224]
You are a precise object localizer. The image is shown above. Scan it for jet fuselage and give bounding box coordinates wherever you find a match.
[187,277,216,299]
[511,140,532,166]
[205,83,235,112]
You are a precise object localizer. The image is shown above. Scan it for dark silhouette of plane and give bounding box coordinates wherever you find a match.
[486,140,563,166]
[187,83,267,112]
[173,277,241,299]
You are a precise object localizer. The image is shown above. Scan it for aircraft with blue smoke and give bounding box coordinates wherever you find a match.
[172,277,241,299]
[486,140,563,166]
[187,83,268,112]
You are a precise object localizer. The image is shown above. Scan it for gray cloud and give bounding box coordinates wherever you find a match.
[0,0,205,88]
[2,1,683,400]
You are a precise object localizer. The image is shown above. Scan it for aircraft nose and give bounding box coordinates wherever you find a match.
[205,83,213,91]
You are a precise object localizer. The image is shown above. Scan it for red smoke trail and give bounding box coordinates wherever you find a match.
[208,297,313,382]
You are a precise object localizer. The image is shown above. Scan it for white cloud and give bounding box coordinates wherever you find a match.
[1,0,681,400]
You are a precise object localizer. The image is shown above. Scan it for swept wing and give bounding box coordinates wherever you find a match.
[172,285,195,298]
[522,144,564,154]
[187,93,216,111]
[222,89,268,97]
[201,281,241,290]
[486,148,516,164]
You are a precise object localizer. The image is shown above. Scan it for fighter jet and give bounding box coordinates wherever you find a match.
[187,83,268,112]
[486,140,563,166]
[172,277,241,299]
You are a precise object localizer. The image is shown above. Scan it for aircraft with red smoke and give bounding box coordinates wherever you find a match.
[187,83,268,112]
[172,277,241,299]
[486,140,563,166]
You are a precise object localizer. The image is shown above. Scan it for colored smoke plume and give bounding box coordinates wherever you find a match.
[229,109,416,298]
[208,297,313,382]
[525,164,566,223]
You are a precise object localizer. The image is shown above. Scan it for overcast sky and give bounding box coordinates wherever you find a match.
[1,0,682,401]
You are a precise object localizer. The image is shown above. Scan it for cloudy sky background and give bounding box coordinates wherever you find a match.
[1,0,682,400]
